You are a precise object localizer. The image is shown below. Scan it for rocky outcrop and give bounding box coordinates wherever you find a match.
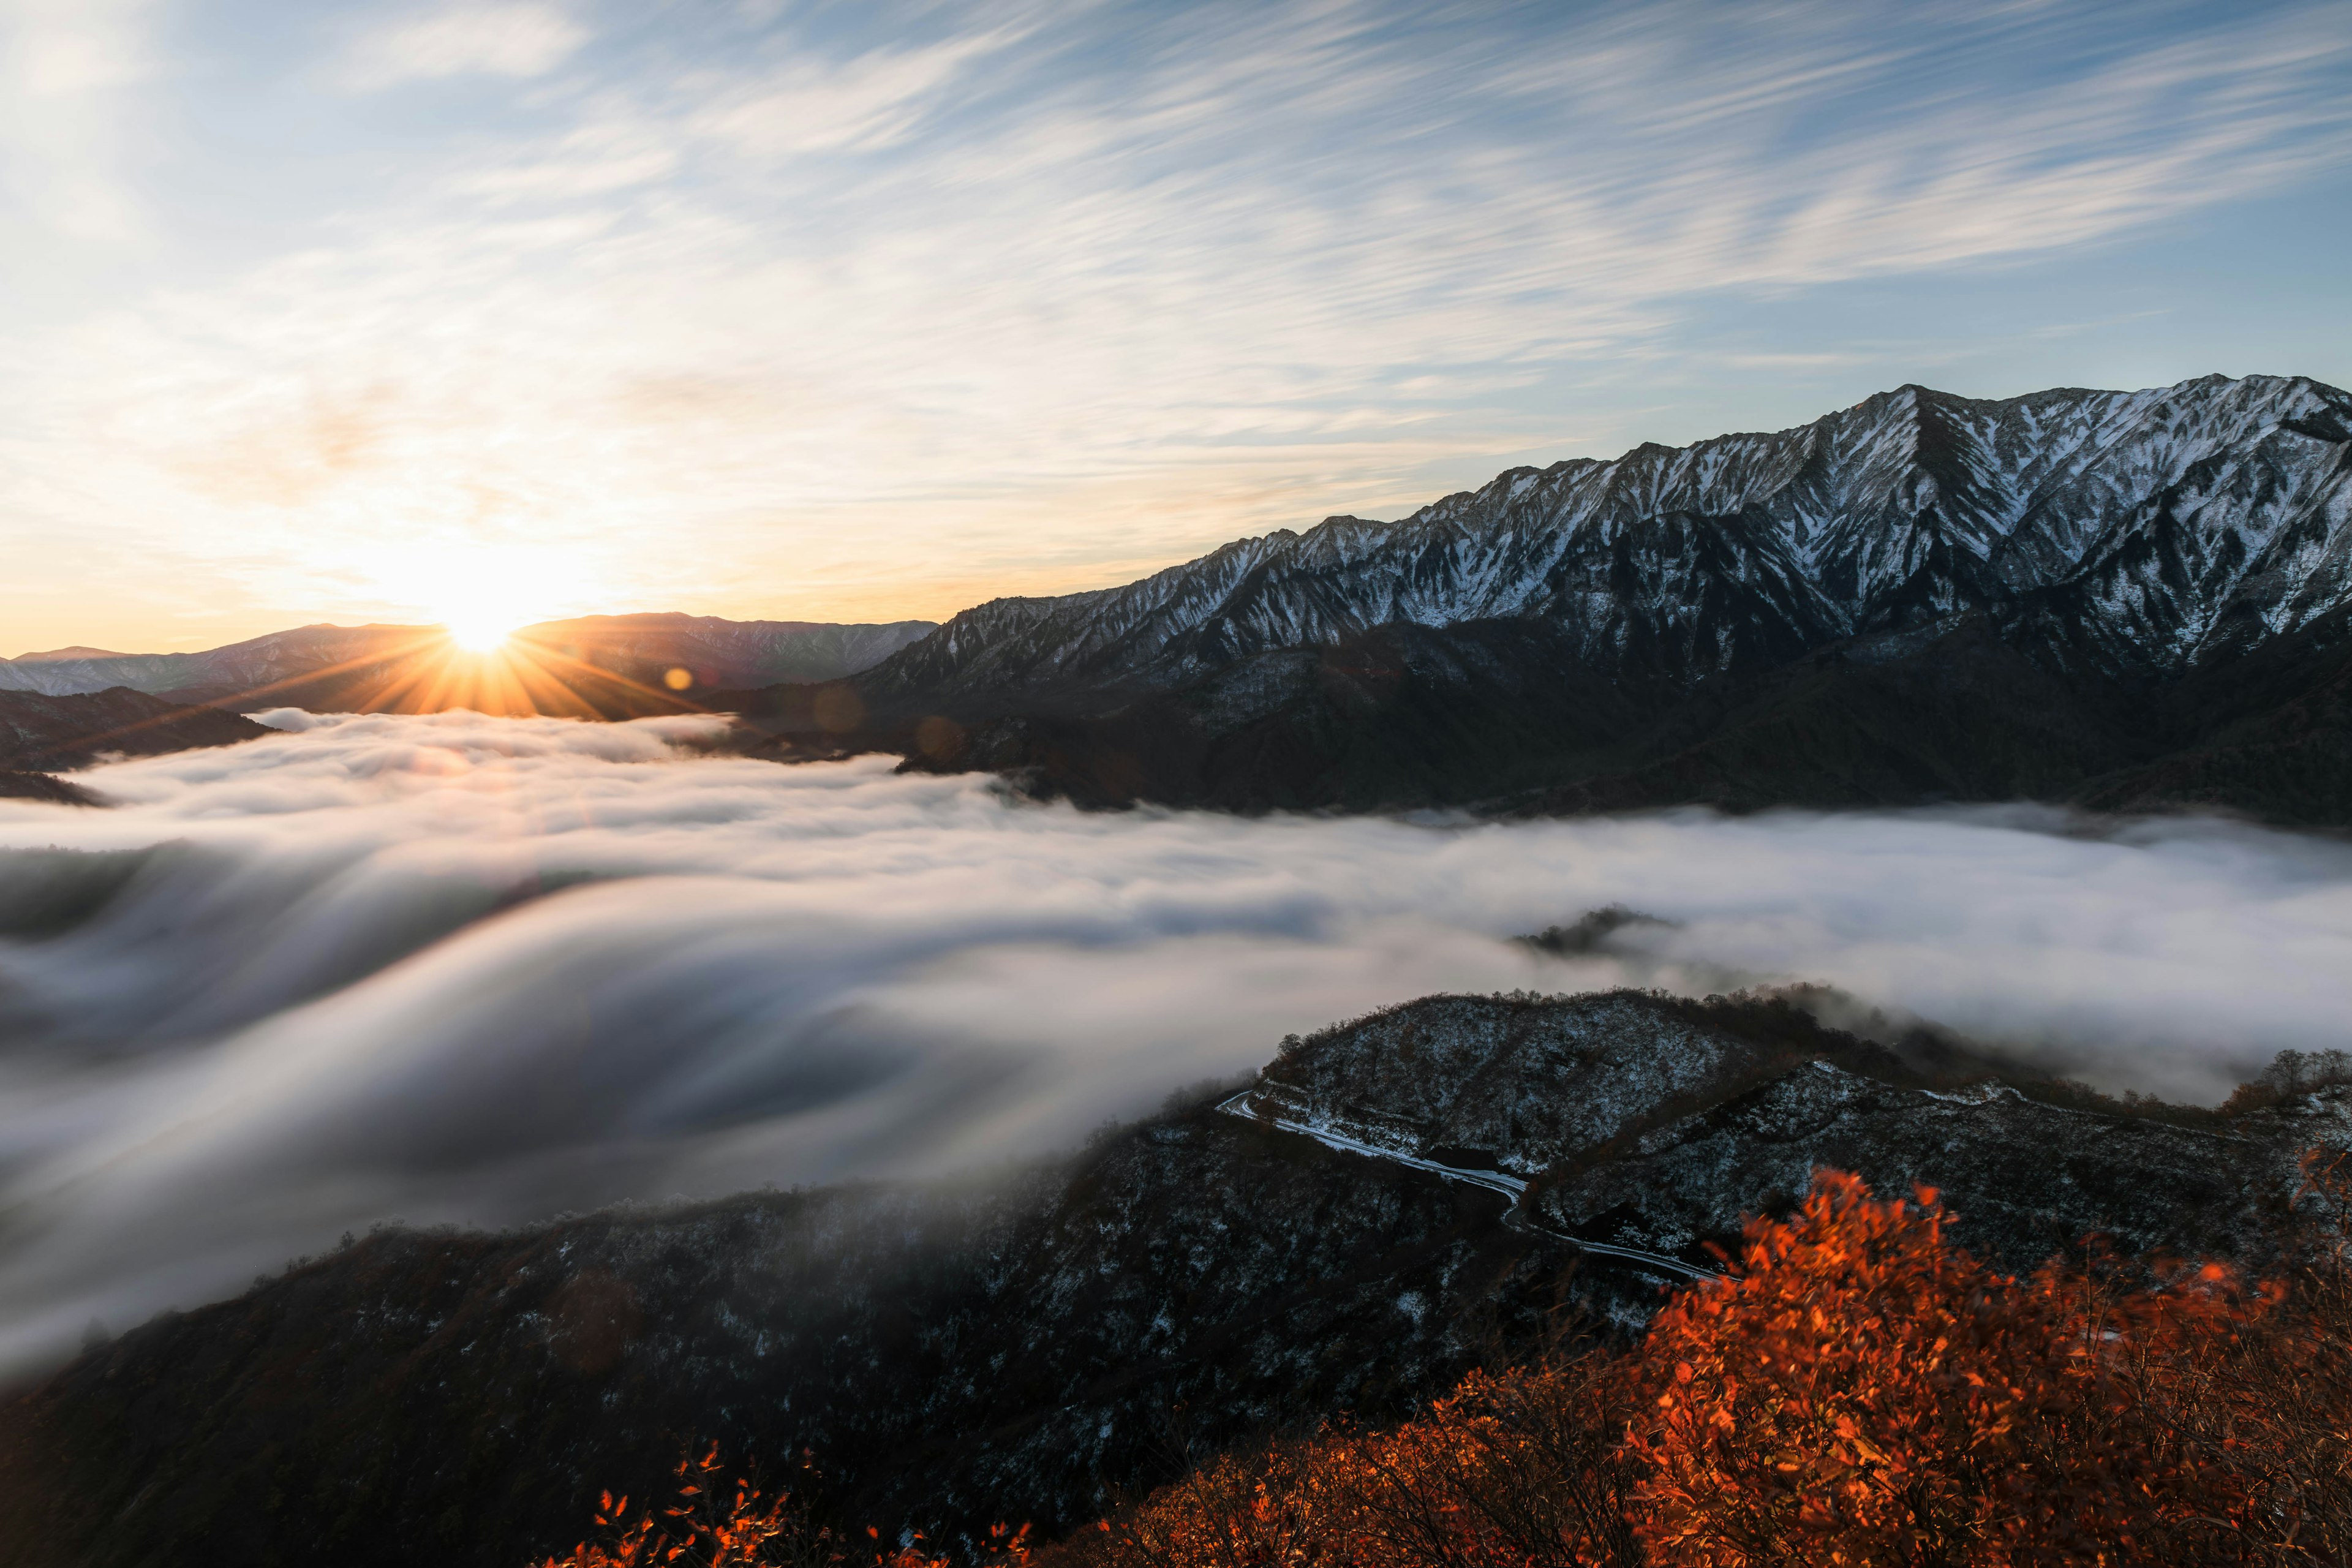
[1242,989,2314,1275]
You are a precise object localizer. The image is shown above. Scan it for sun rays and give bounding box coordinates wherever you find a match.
[198,625,714,722]
[363,543,606,666]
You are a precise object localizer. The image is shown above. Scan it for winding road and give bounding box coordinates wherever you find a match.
[1218,1091,1720,1283]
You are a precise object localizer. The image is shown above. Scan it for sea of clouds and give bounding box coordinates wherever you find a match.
[0,710,2349,1372]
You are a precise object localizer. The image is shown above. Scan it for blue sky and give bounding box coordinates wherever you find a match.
[2,0,2348,651]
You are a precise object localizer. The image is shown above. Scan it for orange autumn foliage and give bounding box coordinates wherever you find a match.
[543,1457,1039,1568]
[1091,1354,1642,1568]
[554,1163,2352,1568]
[1627,1170,2267,1566]
[533,1445,978,1568]
[1050,1165,2352,1568]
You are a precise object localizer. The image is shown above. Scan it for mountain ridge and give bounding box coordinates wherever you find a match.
[0,614,937,712]
[859,372,2349,700]
[731,372,2352,825]
[11,375,2351,823]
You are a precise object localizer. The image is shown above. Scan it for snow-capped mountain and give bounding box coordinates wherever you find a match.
[867,374,2351,701]
[811,375,2352,825]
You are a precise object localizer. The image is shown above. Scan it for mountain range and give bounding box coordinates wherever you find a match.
[0,614,936,715]
[0,615,937,796]
[7,376,2352,1561]
[720,372,2352,825]
[11,374,2351,826]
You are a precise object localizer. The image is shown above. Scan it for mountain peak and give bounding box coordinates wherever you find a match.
[9,646,127,662]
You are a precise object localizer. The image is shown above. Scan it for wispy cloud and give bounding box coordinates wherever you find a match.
[687,28,1025,156]
[0,0,152,240]
[1,0,2349,647]
[338,1,588,89]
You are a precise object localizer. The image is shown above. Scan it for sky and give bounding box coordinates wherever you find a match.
[2,0,2349,655]
[4,714,2351,1366]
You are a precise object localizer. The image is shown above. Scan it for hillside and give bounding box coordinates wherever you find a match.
[1,982,2337,1567]
[0,687,274,802]
[0,616,935,718]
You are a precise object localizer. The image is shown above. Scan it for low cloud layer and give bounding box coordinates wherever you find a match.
[1,711,2349,1371]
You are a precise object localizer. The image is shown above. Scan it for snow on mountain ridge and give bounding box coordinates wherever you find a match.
[866,373,2352,700]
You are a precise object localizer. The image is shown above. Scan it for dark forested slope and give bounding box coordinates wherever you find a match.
[0,687,273,802]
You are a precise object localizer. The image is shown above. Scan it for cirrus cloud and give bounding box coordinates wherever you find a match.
[2,1,2350,652]
[337,1,588,89]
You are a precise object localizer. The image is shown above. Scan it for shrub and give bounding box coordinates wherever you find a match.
[1046,1167,2352,1568]
[533,1446,952,1568]
[557,1161,2352,1567]
[545,1457,1035,1568]
[1628,1172,2266,1566]
[1081,1358,1639,1568]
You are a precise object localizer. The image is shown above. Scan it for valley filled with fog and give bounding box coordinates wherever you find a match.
[0,711,2348,1371]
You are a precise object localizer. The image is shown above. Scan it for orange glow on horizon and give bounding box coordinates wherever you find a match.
[197,626,715,724]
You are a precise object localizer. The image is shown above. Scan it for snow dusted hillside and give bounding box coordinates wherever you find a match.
[867,374,2352,699]
[1246,992,1792,1177]
[828,375,2352,825]
[1245,989,2304,1276]
[0,626,430,703]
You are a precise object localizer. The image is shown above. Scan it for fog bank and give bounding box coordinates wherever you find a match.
[0,709,2346,1372]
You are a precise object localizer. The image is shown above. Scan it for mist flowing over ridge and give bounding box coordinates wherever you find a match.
[0,712,2350,1374]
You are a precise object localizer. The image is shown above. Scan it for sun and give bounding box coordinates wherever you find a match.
[432,576,538,649]
[370,543,597,657]
[434,587,524,652]
[443,611,516,653]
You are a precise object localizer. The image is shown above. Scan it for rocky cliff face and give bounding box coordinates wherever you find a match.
[1,982,2337,1568]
